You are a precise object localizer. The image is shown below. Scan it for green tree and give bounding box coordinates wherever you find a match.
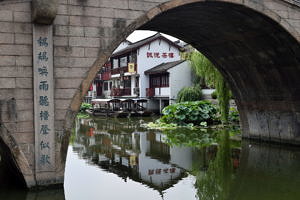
[177,85,203,102]
[190,51,231,123]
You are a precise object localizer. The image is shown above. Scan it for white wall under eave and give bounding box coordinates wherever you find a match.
[131,75,137,96]
[137,39,181,98]
[168,61,192,103]
[102,80,112,98]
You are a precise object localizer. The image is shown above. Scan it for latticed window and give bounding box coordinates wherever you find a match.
[150,73,169,88]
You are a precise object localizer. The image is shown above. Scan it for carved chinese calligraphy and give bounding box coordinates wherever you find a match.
[33,24,55,173]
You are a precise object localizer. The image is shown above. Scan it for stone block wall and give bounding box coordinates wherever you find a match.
[0,2,35,184]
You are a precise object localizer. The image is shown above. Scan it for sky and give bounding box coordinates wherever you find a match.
[126,30,179,43]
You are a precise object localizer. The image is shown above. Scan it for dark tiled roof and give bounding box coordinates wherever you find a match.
[111,33,183,57]
[144,60,185,75]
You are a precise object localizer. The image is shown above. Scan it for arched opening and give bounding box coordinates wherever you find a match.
[61,0,300,197]
[67,0,300,146]
[63,0,300,169]
[136,1,300,143]
[0,136,27,188]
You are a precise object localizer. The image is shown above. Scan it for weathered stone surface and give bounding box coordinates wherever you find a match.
[32,0,58,25]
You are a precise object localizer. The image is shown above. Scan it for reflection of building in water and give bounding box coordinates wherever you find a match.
[139,131,186,189]
[73,118,193,192]
[73,118,241,193]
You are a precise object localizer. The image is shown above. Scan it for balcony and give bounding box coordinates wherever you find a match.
[146,88,155,97]
[146,87,170,97]
[111,66,128,75]
[111,63,137,76]
[101,71,111,81]
[111,88,131,96]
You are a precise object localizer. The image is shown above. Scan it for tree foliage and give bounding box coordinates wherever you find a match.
[177,85,203,102]
[190,51,231,123]
[80,103,92,112]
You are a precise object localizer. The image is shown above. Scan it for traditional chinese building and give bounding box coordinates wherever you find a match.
[145,60,192,112]
[87,33,193,112]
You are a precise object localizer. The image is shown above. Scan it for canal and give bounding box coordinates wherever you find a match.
[1,116,300,200]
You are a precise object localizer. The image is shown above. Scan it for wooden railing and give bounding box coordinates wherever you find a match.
[146,88,155,97]
[101,71,111,80]
[111,66,128,75]
[111,88,131,96]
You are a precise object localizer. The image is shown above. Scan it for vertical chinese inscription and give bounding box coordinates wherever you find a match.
[33,25,55,172]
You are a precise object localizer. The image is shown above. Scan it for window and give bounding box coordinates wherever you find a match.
[135,77,139,88]
[150,74,169,88]
[104,82,108,91]
[129,52,137,63]
[113,58,119,69]
[150,75,160,88]
[124,80,131,88]
[120,56,127,67]
[161,74,169,87]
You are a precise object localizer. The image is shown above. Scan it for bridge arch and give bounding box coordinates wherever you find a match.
[66,0,300,154]
[135,0,300,145]
[0,0,299,188]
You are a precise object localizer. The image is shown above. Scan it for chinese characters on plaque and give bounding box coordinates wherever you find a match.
[146,52,175,58]
[33,25,55,171]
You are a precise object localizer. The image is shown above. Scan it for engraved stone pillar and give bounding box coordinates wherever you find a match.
[32,0,58,186]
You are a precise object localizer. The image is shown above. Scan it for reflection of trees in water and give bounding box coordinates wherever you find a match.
[74,117,242,200]
[163,128,220,148]
[194,130,234,200]
[92,117,154,133]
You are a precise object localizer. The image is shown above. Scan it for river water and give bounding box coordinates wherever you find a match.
[1,116,300,200]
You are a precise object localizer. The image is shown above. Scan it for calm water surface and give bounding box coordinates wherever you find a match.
[1,117,300,200]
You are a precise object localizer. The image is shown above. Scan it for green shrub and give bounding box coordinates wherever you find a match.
[177,85,202,102]
[160,101,218,126]
[228,107,239,123]
[211,90,217,99]
[77,112,90,119]
[80,103,92,112]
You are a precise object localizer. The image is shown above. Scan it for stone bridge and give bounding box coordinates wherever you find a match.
[0,0,299,188]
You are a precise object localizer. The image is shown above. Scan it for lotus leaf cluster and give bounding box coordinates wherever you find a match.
[160,101,218,126]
